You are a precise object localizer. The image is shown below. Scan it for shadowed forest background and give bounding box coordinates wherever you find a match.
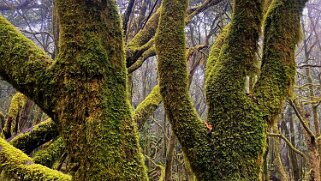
[0,0,320,180]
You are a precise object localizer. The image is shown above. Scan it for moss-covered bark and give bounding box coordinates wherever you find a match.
[9,119,58,155]
[128,46,156,73]
[0,0,148,180]
[54,0,147,180]
[205,23,230,82]
[254,0,308,125]
[0,138,71,180]
[33,137,65,168]
[205,0,265,179]
[133,85,162,128]
[2,92,27,139]
[156,0,213,180]
[126,10,160,68]
[157,0,307,180]
[0,17,56,117]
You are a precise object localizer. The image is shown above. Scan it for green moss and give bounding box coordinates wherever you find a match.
[205,23,230,82]
[133,85,162,128]
[156,0,213,179]
[2,0,150,180]
[126,10,160,68]
[10,93,27,136]
[254,0,308,126]
[0,16,55,118]
[2,93,27,139]
[8,93,27,120]
[54,1,147,180]
[205,0,266,179]
[0,138,71,180]
[9,119,59,154]
[128,46,156,73]
[128,10,160,49]
[33,137,65,168]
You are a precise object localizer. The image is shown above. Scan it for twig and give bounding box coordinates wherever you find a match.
[267,132,307,160]
[289,99,315,139]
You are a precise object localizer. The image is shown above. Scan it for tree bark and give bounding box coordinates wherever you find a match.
[272,121,288,181]
[156,0,308,180]
[0,0,148,180]
[33,137,65,168]
[53,1,147,180]
[164,133,176,181]
[9,119,58,155]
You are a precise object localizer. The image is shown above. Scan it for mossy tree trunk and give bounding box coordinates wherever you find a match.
[156,0,308,180]
[54,1,147,180]
[0,0,309,180]
[0,0,148,180]
[2,92,27,139]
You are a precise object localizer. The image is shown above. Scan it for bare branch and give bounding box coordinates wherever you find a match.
[289,99,315,139]
[123,0,136,36]
[267,132,307,160]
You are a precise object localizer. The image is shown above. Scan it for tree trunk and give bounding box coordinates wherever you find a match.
[285,108,301,181]
[0,0,148,180]
[156,0,308,180]
[165,133,176,181]
[272,121,288,181]
[53,1,147,180]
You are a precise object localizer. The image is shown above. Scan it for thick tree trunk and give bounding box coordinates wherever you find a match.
[53,1,147,180]
[0,0,148,180]
[205,0,265,179]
